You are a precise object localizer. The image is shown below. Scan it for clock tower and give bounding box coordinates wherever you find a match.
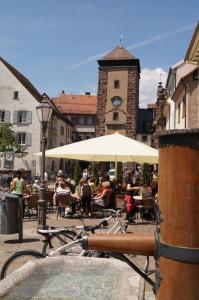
[96,45,140,139]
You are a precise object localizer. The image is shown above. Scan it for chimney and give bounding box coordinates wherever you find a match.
[85,92,91,96]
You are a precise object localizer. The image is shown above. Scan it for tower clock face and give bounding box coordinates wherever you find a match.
[111,96,123,108]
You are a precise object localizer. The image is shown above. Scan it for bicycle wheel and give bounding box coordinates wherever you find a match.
[42,230,79,256]
[0,250,43,280]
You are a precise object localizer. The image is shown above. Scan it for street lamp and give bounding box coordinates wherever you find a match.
[36,93,53,229]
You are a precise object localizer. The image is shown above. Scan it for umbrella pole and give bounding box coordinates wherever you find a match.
[115,159,118,181]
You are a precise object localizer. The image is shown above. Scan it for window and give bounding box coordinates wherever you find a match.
[16,132,26,145]
[0,111,10,123]
[14,111,31,124]
[182,96,186,119]
[79,117,85,125]
[60,126,64,136]
[114,80,120,89]
[87,116,93,124]
[13,91,19,99]
[113,112,119,121]
[48,139,53,149]
[0,111,5,122]
[18,111,27,123]
[71,117,77,124]
[144,122,152,133]
[142,135,148,142]
[178,103,181,123]
[16,132,31,146]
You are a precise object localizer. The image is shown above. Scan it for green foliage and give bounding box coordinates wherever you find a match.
[92,162,99,184]
[141,163,151,185]
[0,123,16,152]
[73,161,81,184]
[117,162,123,183]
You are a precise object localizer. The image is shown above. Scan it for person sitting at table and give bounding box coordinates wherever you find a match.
[31,179,40,193]
[92,181,111,209]
[54,180,78,217]
[140,183,152,198]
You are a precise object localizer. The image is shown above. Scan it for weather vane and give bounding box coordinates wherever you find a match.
[119,34,124,45]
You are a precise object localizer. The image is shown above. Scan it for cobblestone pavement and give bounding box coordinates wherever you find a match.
[0,212,156,299]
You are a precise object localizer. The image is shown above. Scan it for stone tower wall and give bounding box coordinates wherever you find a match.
[96,65,139,138]
[126,68,139,138]
[96,67,107,136]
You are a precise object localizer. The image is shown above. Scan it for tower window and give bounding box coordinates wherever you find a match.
[114,80,120,89]
[113,112,119,121]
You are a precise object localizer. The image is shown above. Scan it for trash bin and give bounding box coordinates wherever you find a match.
[0,193,19,234]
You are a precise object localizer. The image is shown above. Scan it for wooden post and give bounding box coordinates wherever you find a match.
[157,129,199,300]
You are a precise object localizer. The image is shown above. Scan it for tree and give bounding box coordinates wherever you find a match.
[141,163,151,185]
[0,123,27,155]
[0,123,16,152]
[116,162,123,183]
[92,162,99,184]
[73,161,81,184]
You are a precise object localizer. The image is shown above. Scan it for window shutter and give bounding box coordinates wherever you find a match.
[27,111,32,124]
[13,111,18,124]
[4,111,10,122]
[26,133,32,146]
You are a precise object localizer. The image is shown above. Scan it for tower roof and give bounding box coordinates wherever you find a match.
[101,45,136,60]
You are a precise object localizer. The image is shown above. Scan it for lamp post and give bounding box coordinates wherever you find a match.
[36,94,53,229]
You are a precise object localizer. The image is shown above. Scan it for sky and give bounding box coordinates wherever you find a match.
[0,0,198,107]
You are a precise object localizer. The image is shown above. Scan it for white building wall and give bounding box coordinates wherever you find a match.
[0,61,41,175]
[166,98,175,130]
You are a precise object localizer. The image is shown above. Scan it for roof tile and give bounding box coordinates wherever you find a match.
[101,45,136,60]
[53,94,97,115]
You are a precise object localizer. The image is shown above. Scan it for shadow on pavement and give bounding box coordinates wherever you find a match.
[4,238,40,244]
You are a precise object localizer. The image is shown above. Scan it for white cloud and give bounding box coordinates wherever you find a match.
[139,68,168,108]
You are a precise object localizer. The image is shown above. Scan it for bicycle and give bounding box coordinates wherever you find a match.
[0,213,118,279]
[1,208,155,285]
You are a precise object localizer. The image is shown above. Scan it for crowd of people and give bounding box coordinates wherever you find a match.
[0,166,158,221]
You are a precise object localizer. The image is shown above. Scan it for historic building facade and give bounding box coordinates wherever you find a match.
[95,45,140,139]
[0,57,73,175]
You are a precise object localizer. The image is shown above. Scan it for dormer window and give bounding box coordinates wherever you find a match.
[13,91,19,99]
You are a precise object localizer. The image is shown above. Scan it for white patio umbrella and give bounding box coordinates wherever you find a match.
[34,132,158,178]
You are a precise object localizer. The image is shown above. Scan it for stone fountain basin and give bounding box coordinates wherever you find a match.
[0,256,141,299]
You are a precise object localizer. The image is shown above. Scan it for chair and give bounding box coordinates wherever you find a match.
[137,197,155,220]
[56,193,73,219]
[27,193,39,219]
[45,190,54,213]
